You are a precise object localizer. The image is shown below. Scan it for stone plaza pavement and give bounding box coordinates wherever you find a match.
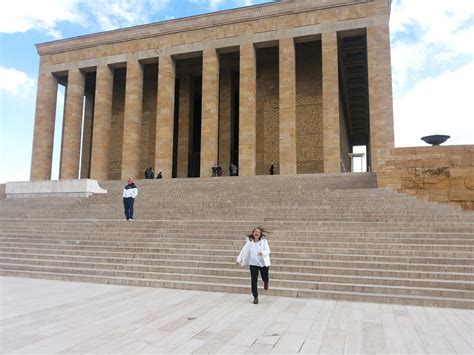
[1,277,473,354]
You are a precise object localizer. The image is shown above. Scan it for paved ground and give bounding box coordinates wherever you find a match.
[1,277,473,354]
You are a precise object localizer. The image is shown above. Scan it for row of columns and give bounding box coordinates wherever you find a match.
[32,29,382,181]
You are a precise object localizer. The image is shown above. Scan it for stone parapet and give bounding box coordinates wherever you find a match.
[378,145,474,210]
[6,180,107,198]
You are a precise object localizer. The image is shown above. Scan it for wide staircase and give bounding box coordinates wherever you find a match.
[0,173,473,309]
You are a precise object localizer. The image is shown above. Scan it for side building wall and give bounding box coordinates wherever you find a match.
[378,145,474,211]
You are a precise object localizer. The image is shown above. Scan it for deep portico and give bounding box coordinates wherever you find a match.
[30,0,394,181]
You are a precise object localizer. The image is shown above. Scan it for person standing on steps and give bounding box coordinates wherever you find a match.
[123,178,138,221]
[236,226,271,304]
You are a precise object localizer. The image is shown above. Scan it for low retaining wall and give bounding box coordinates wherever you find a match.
[378,145,474,211]
[6,179,107,198]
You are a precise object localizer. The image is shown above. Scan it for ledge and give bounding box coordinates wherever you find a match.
[6,180,108,199]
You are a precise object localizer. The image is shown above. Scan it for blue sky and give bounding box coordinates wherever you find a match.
[0,0,473,183]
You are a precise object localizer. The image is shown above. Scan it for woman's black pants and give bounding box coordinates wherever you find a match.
[249,265,269,297]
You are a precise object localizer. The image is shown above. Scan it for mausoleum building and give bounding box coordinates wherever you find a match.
[30,0,394,180]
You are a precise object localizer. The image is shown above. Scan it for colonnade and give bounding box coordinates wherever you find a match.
[30,26,393,181]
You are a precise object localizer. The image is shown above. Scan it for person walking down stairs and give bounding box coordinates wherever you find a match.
[122,178,138,221]
[236,226,271,304]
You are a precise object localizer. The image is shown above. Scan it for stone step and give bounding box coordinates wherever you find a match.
[2,235,473,252]
[2,239,472,257]
[4,270,472,309]
[1,220,473,234]
[3,231,473,245]
[5,245,471,267]
[2,217,472,229]
[1,227,473,241]
[2,255,472,285]
[2,173,473,308]
[3,202,467,212]
[2,251,472,273]
[1,263,473,301]
[1,215,473,230]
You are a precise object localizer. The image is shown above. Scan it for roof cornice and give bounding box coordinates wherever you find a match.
[36,0,370,55]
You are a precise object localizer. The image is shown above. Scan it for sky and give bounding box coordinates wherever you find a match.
[0,0,473,183]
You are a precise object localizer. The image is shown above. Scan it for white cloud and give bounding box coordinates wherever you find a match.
[394,62,474,147]
[189,0,261,11]
[390,0,474,95]
[0,0,82,39]
[390,41,427,94]
[80,0,171,31]
[391,0,474,42]
[0,67,35,97]
[189,0,224,11]
[0,0,171,37]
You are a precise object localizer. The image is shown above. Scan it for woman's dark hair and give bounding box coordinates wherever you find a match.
[247,226,269,241]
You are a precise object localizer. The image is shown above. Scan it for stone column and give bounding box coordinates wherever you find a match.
[367,22,394,172]
[219,64,232,176]
[80,94,94,178]
[201,48,220,177]
[155,55,176,178]
[239,43,257,176]
[177,72,190,178]
[279,37,297,175]
[121,60,143,180]
[60,68,85,179]
[30,67,58,181]
[322,31,341,173]
[90,64,113,180]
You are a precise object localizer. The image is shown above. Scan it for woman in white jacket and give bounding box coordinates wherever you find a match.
[236,226,271,304]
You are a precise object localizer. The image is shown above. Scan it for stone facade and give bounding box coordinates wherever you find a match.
[378,146,474,211]
[30,0,394,180]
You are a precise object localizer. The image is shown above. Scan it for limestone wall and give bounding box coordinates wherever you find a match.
[378,145,474,210]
